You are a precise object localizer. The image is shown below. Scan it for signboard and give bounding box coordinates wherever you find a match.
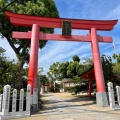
[62,20,72,37]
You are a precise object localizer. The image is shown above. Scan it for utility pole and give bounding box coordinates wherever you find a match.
[113,42,118,66]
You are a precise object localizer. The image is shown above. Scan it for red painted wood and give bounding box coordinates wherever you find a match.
[12,31,113,43]
[5,11,118,30]
[91,28,106,92]
[27,24,39,94]
[88,80,92,97]
[80,68,95,80]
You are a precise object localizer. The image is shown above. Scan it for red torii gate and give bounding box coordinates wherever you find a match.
[5,11,117,106]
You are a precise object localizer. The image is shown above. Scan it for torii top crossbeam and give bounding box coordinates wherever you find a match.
[5,11,117,31]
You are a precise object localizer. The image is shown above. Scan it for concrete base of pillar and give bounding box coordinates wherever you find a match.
[96,92,109,107]
[31,104,39,114]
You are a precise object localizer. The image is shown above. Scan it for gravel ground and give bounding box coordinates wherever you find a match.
[12,92,120,120]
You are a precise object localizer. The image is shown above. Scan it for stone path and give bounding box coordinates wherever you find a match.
[12,93,120,120]
[40,93,95,115]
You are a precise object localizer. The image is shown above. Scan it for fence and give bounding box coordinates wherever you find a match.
[0,84,31,120]
[107,82,120,110]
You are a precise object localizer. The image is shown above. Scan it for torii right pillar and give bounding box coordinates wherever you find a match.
[91,28,108,107]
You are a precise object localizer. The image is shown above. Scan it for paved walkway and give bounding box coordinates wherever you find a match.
[12,93,120,120]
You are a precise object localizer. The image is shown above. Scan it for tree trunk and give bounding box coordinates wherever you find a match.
[18,59,25,69]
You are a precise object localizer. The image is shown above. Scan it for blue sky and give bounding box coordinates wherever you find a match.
[1,0,120,75]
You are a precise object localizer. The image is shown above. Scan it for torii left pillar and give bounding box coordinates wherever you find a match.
[28,24,39,94]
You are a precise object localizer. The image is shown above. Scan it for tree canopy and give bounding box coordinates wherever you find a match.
[101,54,112,86]
[112,53,120,64]
[47,55,92,80]
[58,62,69,79]
[72,55,80,62]
[47,62,60,79]
[39,74,48,87]
[0,54,28,92]
[47,54,120,94]
[0,0,59,68]
[112,53,120,85]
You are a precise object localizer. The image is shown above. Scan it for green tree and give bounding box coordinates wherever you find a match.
[58,62,69,79]
[48,62,60,79]
[47,56,93,81]
[47,71,53,79]
[0,0,59,69]
[73,75,81,83]
[78,58,93,75]
[82,58,93,69]
[67,61,81,78]
[0,54,28,91]
[39,74,48,87]
[112,64,120,75]
[101,54,112,85]
[112,53,120,64]
[72,55,80,62]
[112,53,120,85]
